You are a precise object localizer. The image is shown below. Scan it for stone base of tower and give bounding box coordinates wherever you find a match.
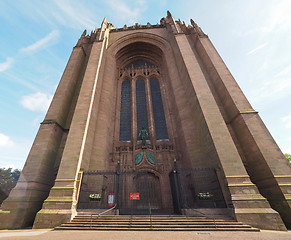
[33,209,74,229]
[0,208,37,229]
[223,176,287,231]
[234,208,287,231]
[181,207,286,231]
[0,184,51,229]
[32,182,79,229]
[31,208,287,230]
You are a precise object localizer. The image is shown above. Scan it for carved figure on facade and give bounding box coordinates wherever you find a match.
[139,127,148,146]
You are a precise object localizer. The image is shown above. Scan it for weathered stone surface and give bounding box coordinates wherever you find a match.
[1,12,290,231]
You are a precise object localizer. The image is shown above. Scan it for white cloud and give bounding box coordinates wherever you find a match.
[105,0,147,24]
[281,113,291,129]
[20,92,53,113]
[0,137,32,169]
[33,116,44,126]
[247,42,268,55]
[267,0,291,32]
[249,77,291,106]
[283,147,291,154]
[0,57,13,72]
[274,63,291,78]
[0,133,14,147]
[0,162,16,169]
[53,0,96,30]
[20,30,60,53]
[281,147,291,154]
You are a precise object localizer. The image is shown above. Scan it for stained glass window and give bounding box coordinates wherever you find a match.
[119,80,131,141]
[150,77,168,140]
[136,79,149,139]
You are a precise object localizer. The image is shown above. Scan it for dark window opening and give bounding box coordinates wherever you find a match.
[119,80,131,141]
[150,77,168,140]
[136,79,149,139]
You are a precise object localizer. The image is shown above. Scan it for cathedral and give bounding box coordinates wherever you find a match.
[0,12,291,230]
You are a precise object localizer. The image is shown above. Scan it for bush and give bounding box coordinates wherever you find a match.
[0,168,21,205]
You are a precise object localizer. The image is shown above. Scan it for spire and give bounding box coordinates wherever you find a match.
[76,29,87,47]
[190,19,207,38]
[98,17,113,42]
[101,17,107,30]
[164,10,182,34]
[190,19,195,26]
[81,29,87,37]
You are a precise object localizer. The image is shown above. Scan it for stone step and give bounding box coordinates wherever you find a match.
[73,217,231,221]
[73,217,232,220]
[67,222,244,227]
[55,226,259,231]
[72,220,237,223]
[58,224,253,228]
[74,217,208,220]
[54,215,260,232]
[73,218,214,222]
[74,215,233,219]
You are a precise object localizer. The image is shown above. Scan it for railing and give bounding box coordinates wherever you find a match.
[188,209,217,229]
[149,202,152,229]
[76,170,84,204]
[90,204,117,228]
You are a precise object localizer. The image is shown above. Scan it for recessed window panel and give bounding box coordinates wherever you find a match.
[136,79,149,139]
[119,80,131,141]
[150,77,168,140]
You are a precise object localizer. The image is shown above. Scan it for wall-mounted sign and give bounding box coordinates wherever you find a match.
[108,192,115,208]
[130,192,140,200]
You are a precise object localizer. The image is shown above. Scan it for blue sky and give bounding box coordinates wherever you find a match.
[0,0,290,169]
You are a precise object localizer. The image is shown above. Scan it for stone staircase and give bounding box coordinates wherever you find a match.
[54,215,259,231]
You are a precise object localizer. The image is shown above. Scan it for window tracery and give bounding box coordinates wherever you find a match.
[119,60,168,143]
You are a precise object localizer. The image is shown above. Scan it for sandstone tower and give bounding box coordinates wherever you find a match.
[1,12,291,230]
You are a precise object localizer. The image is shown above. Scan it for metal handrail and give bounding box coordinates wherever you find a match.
[90,204,117,228]
[98,204,117,216]
[188,209,217,229]
[149,202,152,229]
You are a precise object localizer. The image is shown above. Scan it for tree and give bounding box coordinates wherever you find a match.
[284,153,291,164]
[0,168,21,205]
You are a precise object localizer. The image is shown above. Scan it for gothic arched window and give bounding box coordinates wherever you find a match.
[118,59,169,143]
[136,78,149,139]
[150,77,168,140]
[119,80,131,141]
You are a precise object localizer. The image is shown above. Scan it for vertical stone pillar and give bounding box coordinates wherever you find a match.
[171,28,286,230]
[131,77,137,144]
[131,76,138,169]
[145,76,156,145]
[0,45,86,229]
[45,46,86,126]
[33,24,110,228]
[192,28,291,228]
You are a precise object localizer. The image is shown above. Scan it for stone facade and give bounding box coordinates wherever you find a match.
[0,12,290,231]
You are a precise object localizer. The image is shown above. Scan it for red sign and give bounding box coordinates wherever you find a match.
[130,192,140,200]
[108,192,114,208]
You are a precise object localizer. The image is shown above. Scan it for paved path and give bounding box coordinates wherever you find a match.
[0,229,291,240]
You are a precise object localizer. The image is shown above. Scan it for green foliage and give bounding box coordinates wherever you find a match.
[0,168,21,204]
[285,153,291,164]
[89,193,102,199]
[197,192,214,199]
